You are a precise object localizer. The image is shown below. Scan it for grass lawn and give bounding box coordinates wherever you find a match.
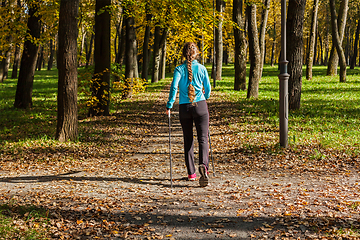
[0,203,49,239]
[0,65,359,153]
[0,64,359,239]
[210,64,360,154]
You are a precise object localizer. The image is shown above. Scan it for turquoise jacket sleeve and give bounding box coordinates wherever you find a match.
[202,65,211,100]
[166,67,181,109]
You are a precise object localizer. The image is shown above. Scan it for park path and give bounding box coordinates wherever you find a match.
[0,85,360,239]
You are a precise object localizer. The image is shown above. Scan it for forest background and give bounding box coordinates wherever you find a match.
[1,0,360,132]
[0,0,360,119]
[0,0,360,238]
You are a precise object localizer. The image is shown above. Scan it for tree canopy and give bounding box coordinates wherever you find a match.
[1,0,359,107]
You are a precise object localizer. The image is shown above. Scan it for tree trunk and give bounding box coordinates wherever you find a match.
[133,31,139,79]
[214,0,225,81]
[116,21,126,65]
[314,28,318,65]
[85,31,94,67]
[89,0,111,116]
[345,25,350,65]
[246,4,261,98]
[159,41,165,79]
[11,43,21,78]
[233,0,247,91]
[11,0,22,78]
[318,28,324,65]
[14,3,41,109]
[327,0,347,76]
[271,21,276,67]
[141,11,152,80]
[0,46,11,82]
[329,0,347,82]
[350,11,360,69]
[223,47,229,65]
[79,29,86,66]
[287,0,306,110]
[305,36,309,65]
[114,22,120,62]
[48,39,55,70]
[327,46,337,75]
[56,0,79,142]
[159,39,167,80]
[0,59,5,83]
[211,49,215,79]
[151,26,161,83]
[159,30,167,76]
[151,26,167,83]
[305,0,319,80]
[36,45,44,71]
[324,9,330,66]
[259,0,270,76]
[5,46,12,79]
[114,10,123,64]
[124,14,137,98]
[0,0,11,82]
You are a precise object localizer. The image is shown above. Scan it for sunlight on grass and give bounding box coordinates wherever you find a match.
[0,70,172,157]
[292,74,360,151]
[207,64,360,152]
[1,65,360,154]
[0,203,49,239]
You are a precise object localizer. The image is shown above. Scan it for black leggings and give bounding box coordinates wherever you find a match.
[179,100,209,175]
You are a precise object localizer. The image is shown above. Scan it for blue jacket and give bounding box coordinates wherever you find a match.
[166,60,211,109]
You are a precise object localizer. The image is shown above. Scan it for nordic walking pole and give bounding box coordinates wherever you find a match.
[208,130,215,177]
[168,111,173,190]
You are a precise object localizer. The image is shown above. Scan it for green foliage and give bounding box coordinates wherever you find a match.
[1,65,360,155]
[0,67,150,148]
[78,66,110,114]
[334,226,360,237]
[78,66,95,100]
[209,64,360,153]
[111,63,147,99]
[112,77,147,99]
[78,64,147,113]
[0,69,58,142]
[0,202,49,239]
[349,201,360,210]
[0,1,27,58]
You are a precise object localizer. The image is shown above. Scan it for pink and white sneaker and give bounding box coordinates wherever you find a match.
[188,173,197,181]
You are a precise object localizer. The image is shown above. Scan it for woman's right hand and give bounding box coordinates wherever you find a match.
[166,109,171,117]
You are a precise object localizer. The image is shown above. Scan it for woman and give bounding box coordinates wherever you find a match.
[166,42,211,187]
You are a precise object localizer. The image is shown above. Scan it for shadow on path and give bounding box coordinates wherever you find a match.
[0,172,210,189]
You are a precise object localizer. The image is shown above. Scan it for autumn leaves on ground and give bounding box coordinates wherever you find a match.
[1,66,360,239]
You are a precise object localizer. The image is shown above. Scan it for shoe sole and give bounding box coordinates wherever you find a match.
[199,165,209,187]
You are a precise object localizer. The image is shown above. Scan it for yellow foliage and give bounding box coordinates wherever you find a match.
[0,2,27,56]
[78,64,146,111]
[113,77,146,99]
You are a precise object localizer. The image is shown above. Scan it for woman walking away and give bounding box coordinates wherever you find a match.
[166,42,211,187]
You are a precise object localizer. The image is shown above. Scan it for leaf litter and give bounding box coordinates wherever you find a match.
[0,86,359,239]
